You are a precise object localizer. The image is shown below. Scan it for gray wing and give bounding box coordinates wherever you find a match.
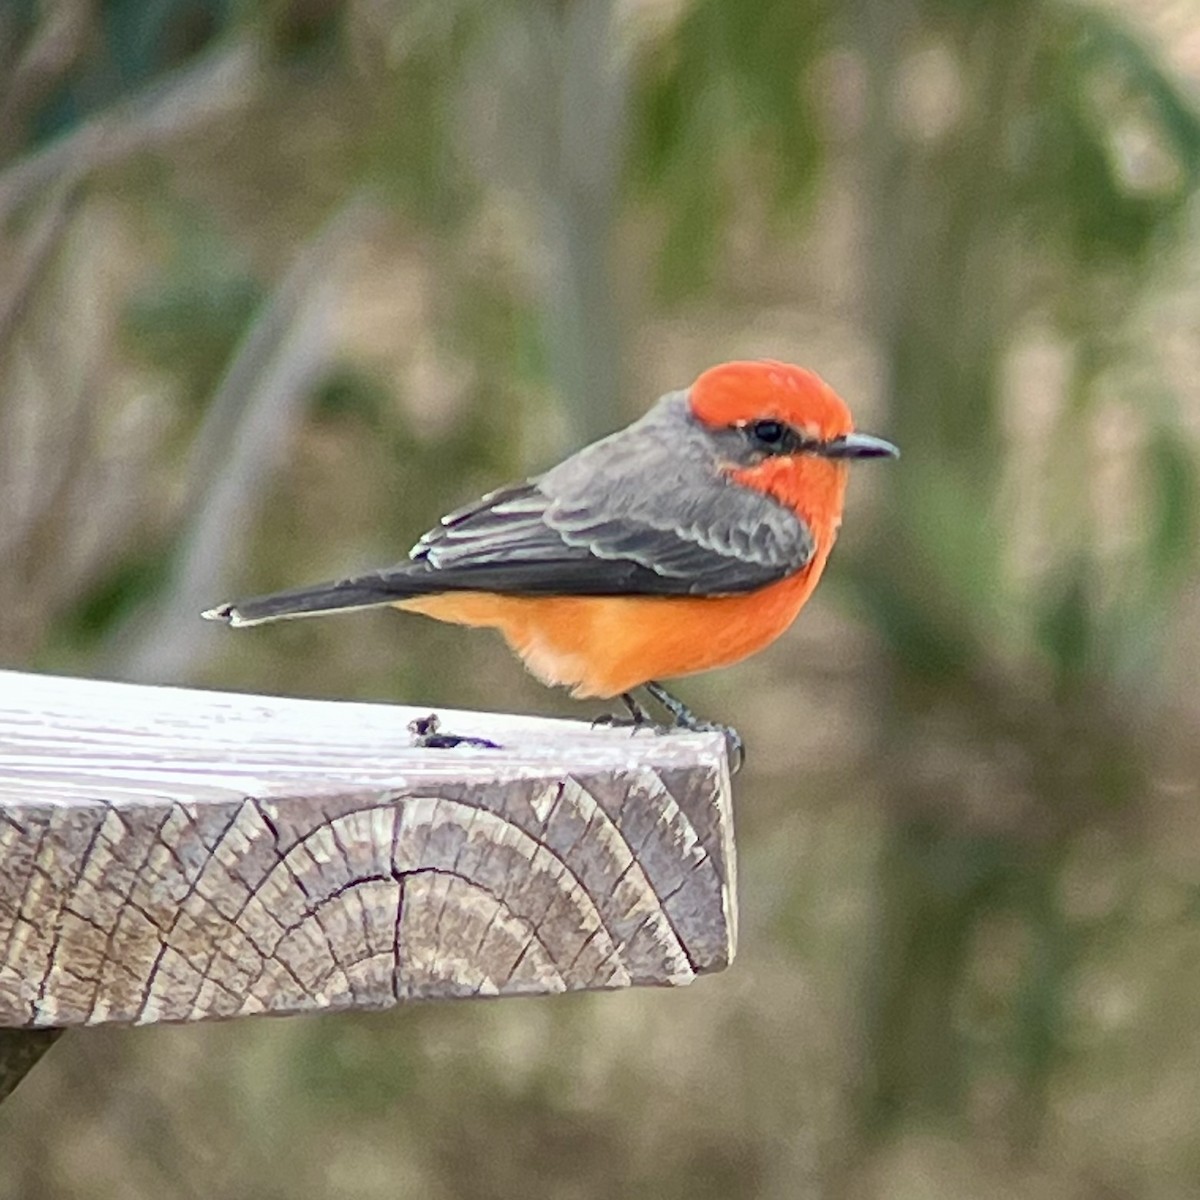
[205,392,817,624]
[405,392,815,597]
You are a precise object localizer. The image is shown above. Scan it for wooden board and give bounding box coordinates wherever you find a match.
[0,671,736,1030]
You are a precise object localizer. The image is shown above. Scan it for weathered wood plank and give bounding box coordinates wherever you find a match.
[0,670,736,1031]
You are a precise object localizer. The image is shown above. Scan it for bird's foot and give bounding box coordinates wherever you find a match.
[591,713,662,733]
[687,720,745,773]
[591,692,664,735]
[408,713,500,750]
[643,682,744,773]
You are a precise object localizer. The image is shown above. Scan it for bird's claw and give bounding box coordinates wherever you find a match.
[409,713,500,750]
[642,681,744,773]
[593,688,744,773]
[591,691,663,735]
[680,720,745,774]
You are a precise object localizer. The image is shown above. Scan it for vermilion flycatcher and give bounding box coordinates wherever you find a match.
[204,360,897,750]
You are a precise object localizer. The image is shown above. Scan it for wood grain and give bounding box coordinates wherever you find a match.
[0,671,736,1030]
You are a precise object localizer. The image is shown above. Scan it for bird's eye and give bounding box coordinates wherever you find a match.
[748,419,787,447]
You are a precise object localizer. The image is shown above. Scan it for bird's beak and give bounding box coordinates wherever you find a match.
[820,432,900,460]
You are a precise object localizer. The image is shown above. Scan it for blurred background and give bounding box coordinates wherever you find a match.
[2,0,1200,1196]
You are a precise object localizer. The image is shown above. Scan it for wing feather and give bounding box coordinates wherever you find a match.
[402,393,815,596]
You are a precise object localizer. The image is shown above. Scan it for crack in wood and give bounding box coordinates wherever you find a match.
[131,802,247,1024]
[391,875,406,1003]
[0,814,28,836]
[325,816,374,958]
[83,806,184,1021]
[34,811,109,1022]
[251,797,281,849]
[1,815,48,973]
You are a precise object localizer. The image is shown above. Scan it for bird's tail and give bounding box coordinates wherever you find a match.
[202,573,415,628]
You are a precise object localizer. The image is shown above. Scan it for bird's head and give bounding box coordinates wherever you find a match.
[688,359,898,532]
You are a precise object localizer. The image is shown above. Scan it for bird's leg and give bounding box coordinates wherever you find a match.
[643,682,701,727]
[592,691,659,732]
[643,682,744,772]
[620,691,653,725]
[408,713,500,751]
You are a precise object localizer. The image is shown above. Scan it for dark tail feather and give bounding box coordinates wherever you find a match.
[202,573,421,628]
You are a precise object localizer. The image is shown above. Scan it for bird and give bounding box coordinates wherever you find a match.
[203,360,898,759]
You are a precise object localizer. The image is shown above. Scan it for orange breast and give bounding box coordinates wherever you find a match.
[396,545,833,698]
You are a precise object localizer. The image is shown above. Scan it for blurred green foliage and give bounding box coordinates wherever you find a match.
[2,0,1200,1197]
[123,208,263,402]
[632,0,830,294]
